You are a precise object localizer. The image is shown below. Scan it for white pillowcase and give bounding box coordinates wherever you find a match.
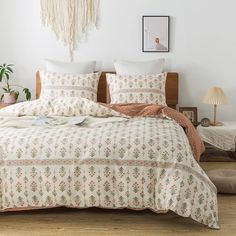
[114,59,165,75]
[107,73,167,105]
[40,71,101,102]
[45,59,96,74]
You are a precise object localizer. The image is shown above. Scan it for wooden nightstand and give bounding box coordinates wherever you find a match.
[0,102,14,109]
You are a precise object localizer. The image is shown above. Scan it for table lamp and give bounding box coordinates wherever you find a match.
[203,86,227,126]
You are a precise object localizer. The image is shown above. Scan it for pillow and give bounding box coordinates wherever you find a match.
[39,71,101,102]
[114,59,165,75]
[107,73,167,105]
[45,59,96,74]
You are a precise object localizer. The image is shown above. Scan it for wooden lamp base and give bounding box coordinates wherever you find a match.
[211,104,223,126]
[210,121,223,126]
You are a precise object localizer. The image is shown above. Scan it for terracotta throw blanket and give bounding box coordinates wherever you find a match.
[103,104,205,162]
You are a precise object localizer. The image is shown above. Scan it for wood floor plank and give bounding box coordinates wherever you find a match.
[0,162,235,236]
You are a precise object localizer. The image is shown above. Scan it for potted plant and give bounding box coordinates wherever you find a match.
[0,64,31,104]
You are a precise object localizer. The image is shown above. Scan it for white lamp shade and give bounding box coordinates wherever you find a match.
[203,86,228,105]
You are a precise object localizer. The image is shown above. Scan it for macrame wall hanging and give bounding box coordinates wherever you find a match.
[40,0,99,61]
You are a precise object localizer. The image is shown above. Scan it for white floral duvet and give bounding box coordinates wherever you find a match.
[0,98,219,228]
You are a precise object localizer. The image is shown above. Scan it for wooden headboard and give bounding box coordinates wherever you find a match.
[36,72,179,109]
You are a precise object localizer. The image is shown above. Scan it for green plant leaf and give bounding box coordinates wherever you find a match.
[8,88,13,93]
[14,91,19,100]
[0,94,3,101]
[6,67,14,73]
[0,68,5,82]
[5,73,9,80]
[23,88,31,101]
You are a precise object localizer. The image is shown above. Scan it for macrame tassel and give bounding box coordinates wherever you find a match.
[40,0,99,62]
[78,0,99,34]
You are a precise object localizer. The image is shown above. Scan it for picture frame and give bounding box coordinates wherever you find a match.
[142,16,170,52]
[179,107,198,125]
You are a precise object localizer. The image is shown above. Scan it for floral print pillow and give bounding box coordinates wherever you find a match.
[40,71,101,101]
[107,73,167,105]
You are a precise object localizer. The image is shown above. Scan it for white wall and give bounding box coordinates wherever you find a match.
[0,0,235,120]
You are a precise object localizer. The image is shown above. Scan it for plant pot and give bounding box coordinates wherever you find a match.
[3,92,17,104]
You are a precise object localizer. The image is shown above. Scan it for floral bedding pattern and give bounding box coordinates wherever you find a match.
[39,71,101,101]
[107,73,167,105]
[0,99,219,228]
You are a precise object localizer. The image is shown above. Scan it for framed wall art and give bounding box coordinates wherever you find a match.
[142,16,169,52]
[179,107,198,125]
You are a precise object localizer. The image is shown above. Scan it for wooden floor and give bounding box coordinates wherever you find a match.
[0,162,236,236]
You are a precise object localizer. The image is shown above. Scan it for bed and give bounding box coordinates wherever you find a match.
[0,71,219,229]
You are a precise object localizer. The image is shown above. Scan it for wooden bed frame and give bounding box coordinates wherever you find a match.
[36,72,179,109]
